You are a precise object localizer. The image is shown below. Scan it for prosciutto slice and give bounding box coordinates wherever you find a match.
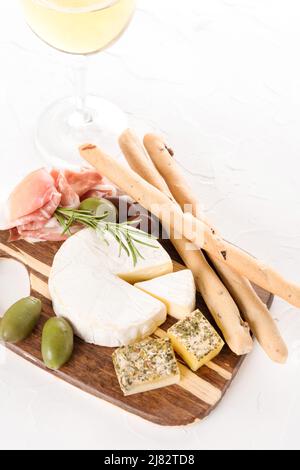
[81,185,118,201]
[0,167,117,242]
[9,218,81,243]
[51,170,80,209]
[63,169,103,197]
[50,168,106,209]
[7,169,61,229]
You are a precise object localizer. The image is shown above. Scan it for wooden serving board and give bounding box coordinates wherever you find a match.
[0,231,273,426]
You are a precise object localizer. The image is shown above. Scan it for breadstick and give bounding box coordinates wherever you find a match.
[119,130,174,199]
[119,129,253,355]
[143,135,300,308]
[80,143,300,308]
[144,135,202,217]
[213,260,287,363]
[144,133,288,362]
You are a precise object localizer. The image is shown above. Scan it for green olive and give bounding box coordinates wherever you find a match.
[95,199,118,223]
[79,197,118,222]
[0,297,42,344]
[42,317,74,370]
[79,197,102,213]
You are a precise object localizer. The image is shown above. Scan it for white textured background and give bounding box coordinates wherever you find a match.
[0,0,300,450]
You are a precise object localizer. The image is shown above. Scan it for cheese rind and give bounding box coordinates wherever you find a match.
[49,228,173,347]
[167,310,224,371]
[135,270,196,319]
[112,337,180,396]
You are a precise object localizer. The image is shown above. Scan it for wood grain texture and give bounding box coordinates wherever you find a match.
[0,231,273,426]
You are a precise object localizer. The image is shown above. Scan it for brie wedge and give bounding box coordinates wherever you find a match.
[49,228,173,347]
[135,270,196,320]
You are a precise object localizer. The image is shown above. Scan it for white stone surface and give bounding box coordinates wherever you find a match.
[0,0,300,450]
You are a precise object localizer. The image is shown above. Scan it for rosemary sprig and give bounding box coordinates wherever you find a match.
[54,207,158,266]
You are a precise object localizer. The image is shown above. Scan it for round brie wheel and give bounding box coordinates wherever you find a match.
[49,228,173,347]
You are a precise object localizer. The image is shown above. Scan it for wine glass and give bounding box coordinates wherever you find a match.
[20,0,136,168]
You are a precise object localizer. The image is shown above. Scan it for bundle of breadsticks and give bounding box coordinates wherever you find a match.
[80,131,299,363]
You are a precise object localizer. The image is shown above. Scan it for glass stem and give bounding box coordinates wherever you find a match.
[73,56,92,124]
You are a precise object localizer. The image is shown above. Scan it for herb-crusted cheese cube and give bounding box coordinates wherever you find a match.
[112,338,180,396]
[167,310,224,371]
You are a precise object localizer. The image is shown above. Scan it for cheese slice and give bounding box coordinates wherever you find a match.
[49,228,173,347]
[167,310,224,371]
[112,337,180,396]
[135,270,196,320]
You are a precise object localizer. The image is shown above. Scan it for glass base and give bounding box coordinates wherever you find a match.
[36,95,128,169]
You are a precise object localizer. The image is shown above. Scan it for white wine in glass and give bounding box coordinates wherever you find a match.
[20,0,136,167]
[21,0,136,54]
